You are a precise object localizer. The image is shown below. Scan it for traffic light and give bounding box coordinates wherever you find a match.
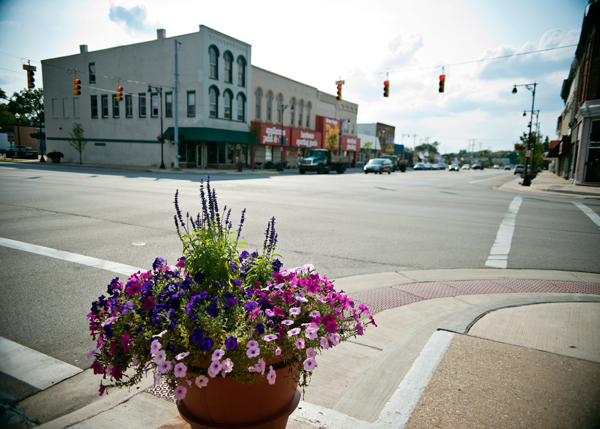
[73,78,81,95]
[336,84,342,101]
[383,80,389,97]
[439,74,445,93]
[117,86,123,102]
[27,70,35,88]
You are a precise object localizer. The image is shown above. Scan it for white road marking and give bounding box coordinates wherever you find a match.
[485,196,523,269]
[0,336,82,390]
[573,201,600,229]
[0,237,145,276]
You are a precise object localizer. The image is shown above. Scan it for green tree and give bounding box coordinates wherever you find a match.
[6,88,44,125]
[363,141,373,158]
[247,123,262,168]
[325,133,338,152]
[69,123,86,164]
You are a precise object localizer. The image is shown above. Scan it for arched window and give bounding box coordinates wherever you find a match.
[290,99,296,125]
[237,93,246,121]
[237,56,246,87]
[298,101,303,127]
[209,86,219,118]
[306,103,311,127]
[255,89,262,119]
[209,46,219,79]
[224,91,232,120]
[266,93,272,121]
[224,52,233,83]
[277,95,282,123]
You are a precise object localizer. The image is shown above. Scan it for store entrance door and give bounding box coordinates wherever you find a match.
[196,143,206,169]
[585,148,600,182]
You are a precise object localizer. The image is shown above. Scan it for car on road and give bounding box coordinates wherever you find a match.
[461,164,470,170]
[2,145,35,158]
[424,163,432,170]
[514,164,525,175]
[493,164,500,169]
[472,163,483,170]
[503,165,512,170]
[449,163,460,171]
[414,163,426,170]
[437,163,447,170]
[364,158,393,174]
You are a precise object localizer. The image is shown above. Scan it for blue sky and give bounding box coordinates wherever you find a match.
[0,0,589,153]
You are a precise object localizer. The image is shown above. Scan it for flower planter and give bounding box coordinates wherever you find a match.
[178,363,300,429]
[237,166,244,172]
[49,157,61,163]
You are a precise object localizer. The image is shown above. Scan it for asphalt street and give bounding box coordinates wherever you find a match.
[0,163,599,376]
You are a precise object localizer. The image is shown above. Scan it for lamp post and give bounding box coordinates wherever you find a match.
[14,113,21,159]
[148,85,165,169]
[512,82,537,186]
[278,104,288,172]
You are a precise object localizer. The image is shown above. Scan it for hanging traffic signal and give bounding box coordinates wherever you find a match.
[73,78,81,95]
[27,70,35,88]
[336,84,342,101]
[117,86,123,101]
[439,74,445,93]
[383,80,389,97]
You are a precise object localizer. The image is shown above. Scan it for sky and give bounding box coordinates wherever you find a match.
[0,0,589,154]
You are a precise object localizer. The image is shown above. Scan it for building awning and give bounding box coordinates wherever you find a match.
[546,143,560,158]
[162,127,250,144]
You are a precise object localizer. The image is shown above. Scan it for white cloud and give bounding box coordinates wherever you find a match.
[108,4,155,34]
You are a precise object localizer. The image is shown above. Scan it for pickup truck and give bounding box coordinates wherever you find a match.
[298,149,349,174]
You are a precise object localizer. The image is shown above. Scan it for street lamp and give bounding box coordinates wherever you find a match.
[278,104,288,172]
[512,82,537,186]
[148,85,165,169]
[14,113,21,159]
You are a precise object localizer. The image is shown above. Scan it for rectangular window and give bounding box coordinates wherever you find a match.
[306,105,310,127]
[165,92,173,117]
[73,98,80,119]
[112,95,120,118]
[265,146,272,163]
[139,93,147,117]
[52,98,58,119]
[125,94,133,118]
[187,91,196,117]
[89,63,96,83]
[255,93,260,119]
[62,98,69,118]
[101,95,109,118]
[91,95,98,118]
[151,93,159,117]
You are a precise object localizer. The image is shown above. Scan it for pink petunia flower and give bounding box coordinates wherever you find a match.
[150,340,162,355]
[195,375,209,388]
[263,334,278,342]
[121,334,130,352]
[221,358,234,375]
[246,347,260,358]
[174,362,187,378]
[329,333,341,346]
[275,347,282,356]
[281,320,294,326]
[154,350,166,365]
[153,371,161,387]
[265,309,275,317]
[132,355,141,366]
[267,366,276,385]
[320,337,330,350]
[289,307,301,316]
[246,340,259,349]
[86,348,98,360]
[173,385,187,400]
[208,360,222,378]
[287,328,301,337]
[303,357,317,371]
[304,325,319,340]
[175,351,190,361]
[295,338,305,349]
[309,310,321,318]
[158,360,172,374]
[211,349,225,361]
[356,324,364,336]
[306,347,317,358]
[152,330,168,338]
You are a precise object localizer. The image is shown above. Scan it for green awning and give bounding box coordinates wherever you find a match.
[162,127,250,144]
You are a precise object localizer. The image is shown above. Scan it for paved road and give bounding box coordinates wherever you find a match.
[0,163,599,372]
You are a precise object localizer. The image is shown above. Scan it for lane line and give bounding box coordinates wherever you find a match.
[573,201,600,229]
[485,196,523,269]
[0,336,82,390]
[0,237,145,276]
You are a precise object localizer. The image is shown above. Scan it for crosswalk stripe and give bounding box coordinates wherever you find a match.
[573,201,600,229]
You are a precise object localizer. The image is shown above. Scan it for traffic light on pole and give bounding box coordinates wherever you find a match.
[117,85,123,101]
[439,74,445,93]
[384,80,389,97]
[73,78,81,95]
[27,70,35,88]
[336,84,342,101]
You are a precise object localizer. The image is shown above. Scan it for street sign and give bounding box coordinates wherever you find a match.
[335,80,345,85]
[8,134,14,143]
[22,64,37,71]
[525,150,532,157]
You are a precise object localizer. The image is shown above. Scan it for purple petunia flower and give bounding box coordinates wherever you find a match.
[199,336,214,352]
[224,336,238,351]
[263,334,278,342]
[173,385,187,400]
[174,362,187,378]
[287,328,301,337]
[303,357,317,371]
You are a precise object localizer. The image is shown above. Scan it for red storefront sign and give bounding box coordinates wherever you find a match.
[290,129,322,149]
[342,136,359,152]
[253,121,291,146]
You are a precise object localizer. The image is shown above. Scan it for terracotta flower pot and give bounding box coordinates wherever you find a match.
[49,157,61,163]
[178,362,300,429]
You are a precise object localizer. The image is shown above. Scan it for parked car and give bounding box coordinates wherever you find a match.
[503,165,512,170]
[430,163,439,170]
[414,163,426,170]
[3,145,35,158]
[461,164,470,170]
[424,163,432,170]
[364,158,393,174]
[472,163,483,170]
[449,163,460,171]
[514,164,525,175]
[437,163,447,170]
[493,164,500,169]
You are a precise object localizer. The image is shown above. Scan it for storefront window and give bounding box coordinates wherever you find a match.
[265,146,272,162]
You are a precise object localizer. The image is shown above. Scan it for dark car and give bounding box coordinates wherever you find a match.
[448,163,460,171]
[364,158,393,174]
[472,163,483,170]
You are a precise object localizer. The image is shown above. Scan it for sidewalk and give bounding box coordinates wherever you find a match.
[5,269,600,429]
[500,170,600,198]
